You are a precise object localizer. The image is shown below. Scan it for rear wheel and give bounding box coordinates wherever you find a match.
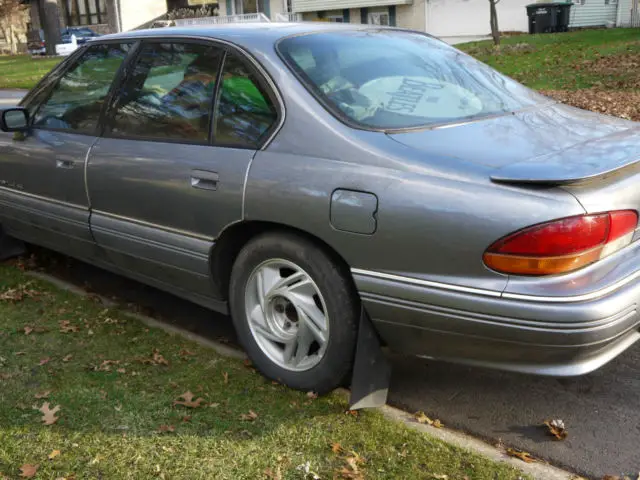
[229,232,359,394]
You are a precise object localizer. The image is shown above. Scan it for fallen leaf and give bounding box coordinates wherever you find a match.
[431,475,448,480]
[1,283,39,303]
[59,320,79,333]
[99,390,107,400]
[157,424,175,433]
[345,410,359,417]
[306,391,318,400]
[19,464,38,478]
[24,326,33,335]
[240,410,259,421]
[173,391,205,408]
[506,447,536,463]
[34,390,51,399]
[39,357,51,366]
[95,360,119,372]
[264,466,283,480]
[114,404,122,412]
[331,442,344,454]
[179,349,195,357]
[414,411,443,427]
[35,402,61,425]
[208,402,220,408]
[223,372,229,384]
[116,368,126,374]
[62,354,73,362]
[181,415,191,423]
[15,351,25,356]
[544,419,568,440]
[152,349,169,366]
[48,449,61,460]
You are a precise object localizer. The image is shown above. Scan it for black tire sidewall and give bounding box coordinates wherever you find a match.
[229,232,359,394]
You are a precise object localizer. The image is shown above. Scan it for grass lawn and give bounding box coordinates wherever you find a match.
[0,55,61,90]
[0,262,527,480]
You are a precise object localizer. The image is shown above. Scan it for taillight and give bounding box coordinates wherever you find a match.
[483,210,638,276]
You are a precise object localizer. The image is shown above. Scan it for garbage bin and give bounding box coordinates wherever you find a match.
[526,2,572,34]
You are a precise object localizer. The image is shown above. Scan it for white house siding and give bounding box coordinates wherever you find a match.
[568,0,618,27]
[425,0,530,37]
[616,0,638,25]
[397,0,426,30]
[119,0,168,31]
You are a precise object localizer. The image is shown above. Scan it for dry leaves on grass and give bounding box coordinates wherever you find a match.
[506,447,536,463]
[48,449,61,460]
[222,371,229,384]
[138,349,169,366]
[94,360,120,372]
[414,411,444,428]
[0,283,40,303]
[544,419,568,440]
[173,391,205,408]
[306,391,318,400]
[264,466,283,480]
[239,410,259,422]
[62,354,73,362]
[34,402,61,425]
[58,320,79,334]
[543,89,640,122]
[336,452,365,480]
[39,357,51,366]
[157,425,175,433]
[331,442,344,454]
[18,464,38,478]
[34,390,51,399]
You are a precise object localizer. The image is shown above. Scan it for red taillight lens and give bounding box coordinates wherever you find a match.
[484,210,638,276]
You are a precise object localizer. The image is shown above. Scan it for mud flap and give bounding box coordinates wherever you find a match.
[0,228,26,261]
[349,308,392,410]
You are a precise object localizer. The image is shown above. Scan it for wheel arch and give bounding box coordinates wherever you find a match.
[209,221,356,302]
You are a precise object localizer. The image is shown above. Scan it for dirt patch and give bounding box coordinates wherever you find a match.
[542,89,640,121]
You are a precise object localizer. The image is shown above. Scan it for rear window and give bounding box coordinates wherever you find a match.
[277,30,546,130]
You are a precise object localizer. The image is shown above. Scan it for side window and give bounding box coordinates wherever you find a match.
[109,42,223,143]
[214,52,278,148]
[33,43,131,133]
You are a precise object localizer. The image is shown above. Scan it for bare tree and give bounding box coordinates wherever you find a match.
[489,0,500,47]
[0,0,27,54]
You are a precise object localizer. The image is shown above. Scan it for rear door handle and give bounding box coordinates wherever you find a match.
[56,159,75,169]
[191,170,219,191]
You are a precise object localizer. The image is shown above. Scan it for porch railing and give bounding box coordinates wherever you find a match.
[174,13,271,26]
[275,12,303,22]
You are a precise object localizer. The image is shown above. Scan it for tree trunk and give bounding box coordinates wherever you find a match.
[39,0,62,56]
[489,0,500,47]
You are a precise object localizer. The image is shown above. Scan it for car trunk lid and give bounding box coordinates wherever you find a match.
[388,102,639,185]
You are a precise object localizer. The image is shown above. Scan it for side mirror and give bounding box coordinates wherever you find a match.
[0,108,29,133]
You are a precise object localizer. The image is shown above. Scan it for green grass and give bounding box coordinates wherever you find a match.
[0,55,61,90]
[0,263,527,480]
[458,28,640,90]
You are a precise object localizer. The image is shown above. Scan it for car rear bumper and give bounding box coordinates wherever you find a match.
[352,268,640,376]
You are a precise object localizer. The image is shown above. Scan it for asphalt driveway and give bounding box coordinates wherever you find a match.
[1,89,638,479]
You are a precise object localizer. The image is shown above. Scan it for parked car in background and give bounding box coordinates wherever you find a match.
[27,28,100,56]
[3,24,640,394]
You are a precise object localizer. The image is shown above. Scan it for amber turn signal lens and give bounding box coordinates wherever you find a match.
[484,211,638,276]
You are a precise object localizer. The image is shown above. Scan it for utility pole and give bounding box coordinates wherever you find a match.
[38,0,61,55]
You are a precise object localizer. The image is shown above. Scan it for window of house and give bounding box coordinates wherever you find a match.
[33,43,131,133]
[368,11,389,25]
[66,0,107,26]
[233,0,266,15]
[214,52,278,148]
[108,42,224,143]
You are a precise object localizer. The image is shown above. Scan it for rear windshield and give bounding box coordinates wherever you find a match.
[277,30,545,130]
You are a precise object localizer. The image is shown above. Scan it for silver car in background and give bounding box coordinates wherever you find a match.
[2,24,640,393]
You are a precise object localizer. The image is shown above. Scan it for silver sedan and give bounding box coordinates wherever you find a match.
[2,24,640,394]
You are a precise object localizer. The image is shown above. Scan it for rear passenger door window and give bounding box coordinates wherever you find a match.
[108,42,224,143]
[214,52,278,148]
[33,43,131,133]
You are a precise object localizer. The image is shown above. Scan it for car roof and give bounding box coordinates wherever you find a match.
[98,22,389,50]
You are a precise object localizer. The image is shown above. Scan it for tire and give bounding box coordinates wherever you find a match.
[229,232,359,394]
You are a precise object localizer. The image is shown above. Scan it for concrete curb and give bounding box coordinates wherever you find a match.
[26,270,576,480]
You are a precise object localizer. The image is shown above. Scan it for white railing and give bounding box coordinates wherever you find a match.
[175,13,271,26]
[275,12,303,22]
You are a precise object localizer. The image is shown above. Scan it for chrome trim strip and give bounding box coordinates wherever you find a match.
[84,141,98,208]
[351,268,502,298]
[0,186,86,211]
[91,210,215,242]
[353,268,640,304]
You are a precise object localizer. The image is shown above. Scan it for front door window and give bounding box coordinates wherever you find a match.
[233,0,265,14]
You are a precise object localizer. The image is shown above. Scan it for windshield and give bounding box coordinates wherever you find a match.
[277,30,546,130]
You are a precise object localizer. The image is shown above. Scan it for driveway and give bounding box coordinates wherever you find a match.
[2,89,638,479]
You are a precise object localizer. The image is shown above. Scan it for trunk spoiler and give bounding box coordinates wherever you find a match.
[491,127,640,185]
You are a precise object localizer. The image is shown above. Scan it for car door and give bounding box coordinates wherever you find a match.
[87,40,280,302]
[0,42,132,259]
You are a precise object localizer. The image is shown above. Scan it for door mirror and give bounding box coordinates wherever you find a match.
[0,108,29,132]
